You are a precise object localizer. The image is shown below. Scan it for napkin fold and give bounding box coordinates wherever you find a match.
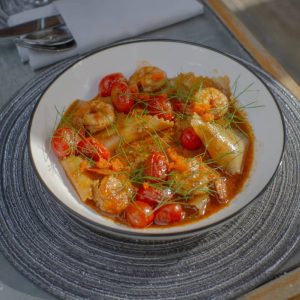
[7,0,203,70]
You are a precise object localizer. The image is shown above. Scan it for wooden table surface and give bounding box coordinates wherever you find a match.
[206,1,300,299]
[206,0,300,101]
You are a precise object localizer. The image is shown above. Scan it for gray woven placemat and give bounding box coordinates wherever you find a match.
[0,50,299,300]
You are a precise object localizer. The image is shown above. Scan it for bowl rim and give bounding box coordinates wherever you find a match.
[28,38,286,239]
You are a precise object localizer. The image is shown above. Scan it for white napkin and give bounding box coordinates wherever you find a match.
[7,0,203,70]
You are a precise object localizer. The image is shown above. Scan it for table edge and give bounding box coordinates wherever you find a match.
[205,0,300,101]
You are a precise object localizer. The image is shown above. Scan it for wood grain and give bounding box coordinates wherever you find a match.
[205,0,300,100]
[240,266,300,300]
[222,0,300,85]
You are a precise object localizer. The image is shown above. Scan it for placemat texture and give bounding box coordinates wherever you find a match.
[0,53,299,300]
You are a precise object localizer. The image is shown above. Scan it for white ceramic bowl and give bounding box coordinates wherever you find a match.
[29,40,285,240]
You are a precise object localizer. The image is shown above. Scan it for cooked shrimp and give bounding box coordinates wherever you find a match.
[73,99,115,134]
[92,174,134,215]
[168,149,220,196]
[193,87,229,119]
[129,66,167,93]
[169,148,229,203]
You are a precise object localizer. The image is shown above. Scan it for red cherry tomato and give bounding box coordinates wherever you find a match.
[126,201,154,228]
[51,127,80,160]
[154,203,184,226]
[180,127,202,150]
[77,137,110,161]
[111,81,135,113]
[99,73,126,97]
[148,95,174,121]
[136,185,173,207]
[171,98,185,113]
[144,151,169,181]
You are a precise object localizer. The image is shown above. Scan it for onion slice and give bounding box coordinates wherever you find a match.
[191,113,248,175]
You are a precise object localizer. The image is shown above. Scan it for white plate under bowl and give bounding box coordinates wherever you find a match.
[29,40,285,240]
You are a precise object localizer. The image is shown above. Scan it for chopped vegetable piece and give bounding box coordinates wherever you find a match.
[191,113,248,174]
[110,158,125,171]
[167,148,188,172]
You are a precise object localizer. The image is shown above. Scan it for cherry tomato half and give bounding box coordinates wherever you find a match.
[99,73,126,97]
[111,81,135,113]
[136,185,173,207]
[51,127,80,160]
[144,151,169,181]
[126,201,154,228]
[77,137,110,161]
[148,95,174,121]
[154,203,184,226]
[180,127,202,150]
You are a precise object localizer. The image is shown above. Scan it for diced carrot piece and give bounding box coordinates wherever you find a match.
[111,158,125,171]
[143,182,150,189]
[192,103,211,115]
[202,113,214,122]
[174,161,188,172]
[95,158,111,169]
[167,148,188,172]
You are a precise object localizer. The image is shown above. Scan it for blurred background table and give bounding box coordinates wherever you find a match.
[0,1,299,299]
[222,0,300,87]
[209,0,300,99]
